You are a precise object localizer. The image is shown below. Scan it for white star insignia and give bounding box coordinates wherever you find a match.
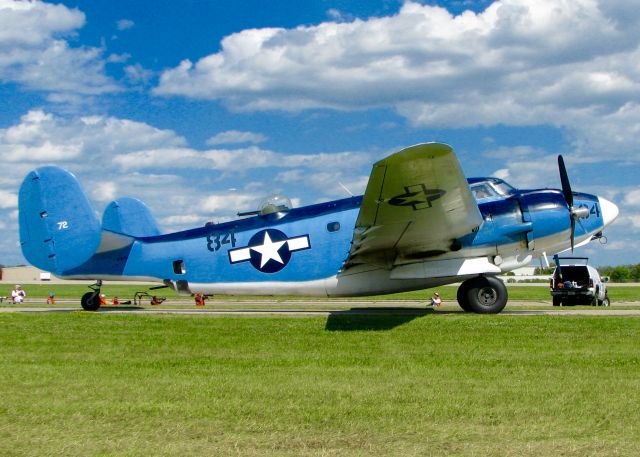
[250,231,287,268]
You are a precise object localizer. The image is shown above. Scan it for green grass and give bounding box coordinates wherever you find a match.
[1,313,639,456]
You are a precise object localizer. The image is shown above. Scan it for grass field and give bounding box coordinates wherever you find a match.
[1,313,639,456]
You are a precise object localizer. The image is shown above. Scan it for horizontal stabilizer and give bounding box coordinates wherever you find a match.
[102,197,162,238]
[19,167,101,274]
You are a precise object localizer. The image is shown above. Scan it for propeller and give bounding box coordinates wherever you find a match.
[558,155,590,251]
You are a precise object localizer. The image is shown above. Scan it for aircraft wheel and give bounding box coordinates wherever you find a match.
[458,276,508,314]
[456,282,473,312]
[552,296,562,307]
[81,292,101,311]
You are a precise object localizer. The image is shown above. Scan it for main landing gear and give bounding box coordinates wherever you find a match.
[457,276,508,314]
[81,280,102,311]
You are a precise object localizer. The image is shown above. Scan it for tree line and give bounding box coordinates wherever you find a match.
[535,264,640,282]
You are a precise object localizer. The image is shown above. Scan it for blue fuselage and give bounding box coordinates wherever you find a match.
[62,185,609,297]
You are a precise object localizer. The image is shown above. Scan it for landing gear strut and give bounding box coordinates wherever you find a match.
[81,280,102,311]
[457,276,508,314]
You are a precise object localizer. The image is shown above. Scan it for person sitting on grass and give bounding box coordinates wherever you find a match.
[11,285,26,304]
[429,292,442,309]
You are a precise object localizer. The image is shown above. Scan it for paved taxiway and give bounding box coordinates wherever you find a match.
[2,300,640,317]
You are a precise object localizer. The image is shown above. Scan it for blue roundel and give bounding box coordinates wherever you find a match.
[248,229,292,273]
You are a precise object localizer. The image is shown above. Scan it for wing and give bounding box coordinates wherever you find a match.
[345,143,483,269]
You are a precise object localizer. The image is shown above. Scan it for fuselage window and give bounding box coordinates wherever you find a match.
[327,222,341,232]
[173,260,186,275]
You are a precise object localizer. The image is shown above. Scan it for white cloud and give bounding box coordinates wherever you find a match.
[623,189,640,208]
[116,19,134,31]
[206,130,267,145]
[113,145,372,173]
[124,63,153,84]
[154,0,640,161]
[0,0,118,98]
[201,193,258,213]
[0,0,84,45]
[161,214,204,227]
[0,110,380,265]
[629,214,640,229]
[0,110,186,165]
[0,189,18,209]
[90,181,117,203]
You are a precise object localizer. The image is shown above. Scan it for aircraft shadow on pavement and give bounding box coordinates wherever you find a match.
[325,307,438,331]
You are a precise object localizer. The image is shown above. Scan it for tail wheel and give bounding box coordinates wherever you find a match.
[81,292,101,311]
[457,276,508,314]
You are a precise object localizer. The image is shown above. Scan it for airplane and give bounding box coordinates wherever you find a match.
[17,143,619,313]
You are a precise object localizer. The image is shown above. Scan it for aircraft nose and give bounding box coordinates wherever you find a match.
[599,196,619,227]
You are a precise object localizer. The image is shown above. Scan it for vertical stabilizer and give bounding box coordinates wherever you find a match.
[19,167,101,274]
[102,197,162,238]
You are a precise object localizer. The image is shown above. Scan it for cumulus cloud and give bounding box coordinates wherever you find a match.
[623,189,640,208]
[0,0,117,99]
[201,193,257,213]
[155,0,640,161]
[90,181,117,203]
[0,110,186,166]
[206,130,267,145]
[113,145,372,173]
[0,110,380,263]
[116,19,134,31]
[0,189,18,209]
[124,63,153,84]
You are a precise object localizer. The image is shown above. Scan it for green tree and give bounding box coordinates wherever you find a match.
[609,265,631,282]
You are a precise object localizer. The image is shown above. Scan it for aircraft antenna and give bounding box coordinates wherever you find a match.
[338,182,354,197]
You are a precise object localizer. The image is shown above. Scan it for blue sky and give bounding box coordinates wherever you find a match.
[0,0,638,267]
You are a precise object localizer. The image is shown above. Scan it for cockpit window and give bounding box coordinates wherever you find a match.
[470,179,515,201]
[259,195,292,216]
[491,179,515,196]
[470,183,497,200]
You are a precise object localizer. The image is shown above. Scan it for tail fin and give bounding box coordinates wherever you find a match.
[19,167,101,274]
[102,197,162,238]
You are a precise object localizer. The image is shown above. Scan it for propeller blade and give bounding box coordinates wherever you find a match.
[570,217,575,252]
[558,155,573,208]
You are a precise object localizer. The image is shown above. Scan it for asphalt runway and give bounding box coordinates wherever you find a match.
[2,299,640,317]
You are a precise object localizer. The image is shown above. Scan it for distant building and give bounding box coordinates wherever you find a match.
[0,266,150,285]
[512,266,536,276]
[1,266,46,284]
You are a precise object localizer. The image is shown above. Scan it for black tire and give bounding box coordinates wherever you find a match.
[602,295,610,307]
[458,276,508,314]
[552,296,562,307]
[456,282,473,312]
[81,292,101,311]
